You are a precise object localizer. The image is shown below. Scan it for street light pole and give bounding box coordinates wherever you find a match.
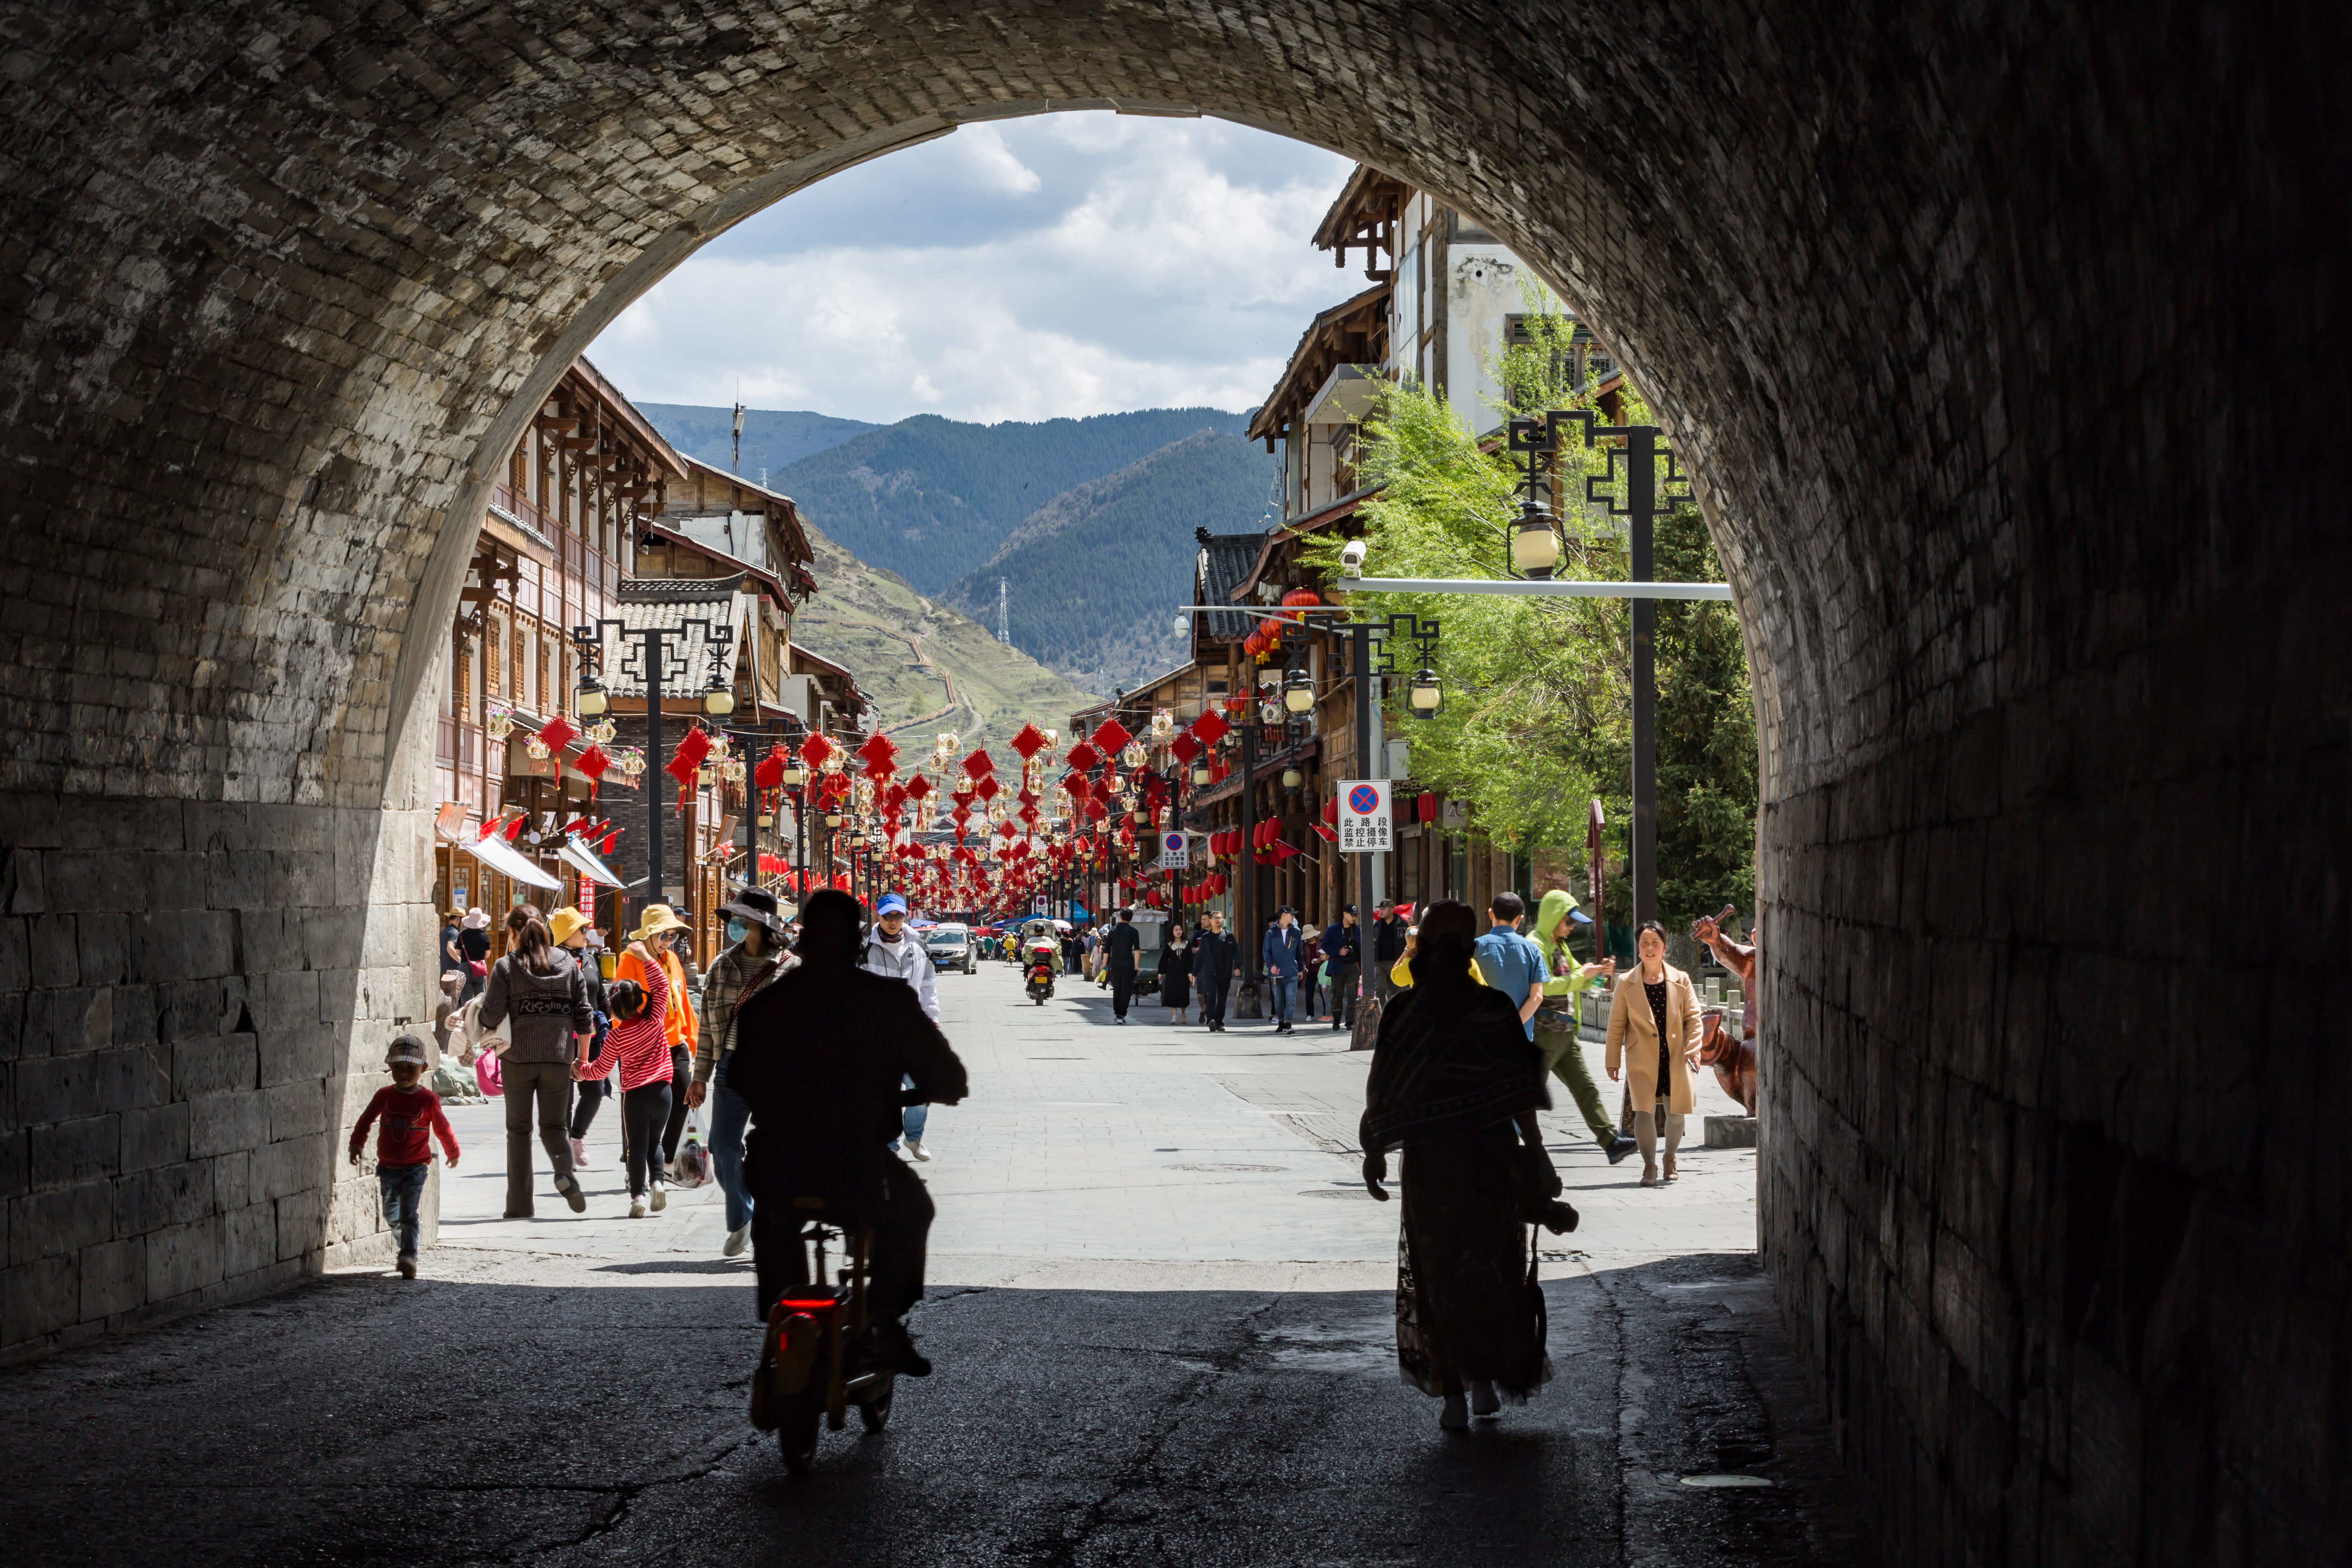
[1500,410,1690,927]
[572,616,735,928]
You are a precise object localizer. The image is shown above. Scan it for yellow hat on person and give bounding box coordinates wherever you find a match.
[629,903,690,942]
[548,907,592,947]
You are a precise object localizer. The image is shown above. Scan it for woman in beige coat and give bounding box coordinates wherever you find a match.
[1605,920,1704,1187]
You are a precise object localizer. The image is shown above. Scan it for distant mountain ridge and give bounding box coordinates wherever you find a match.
[766,408,1255,596]
[940,430,1274,694]
[637,404,877,484]
[787,519,1096,755]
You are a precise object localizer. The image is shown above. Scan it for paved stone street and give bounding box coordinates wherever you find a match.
[0,961,1861,1566]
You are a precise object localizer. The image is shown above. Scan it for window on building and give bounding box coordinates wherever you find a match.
[485,620,503,699]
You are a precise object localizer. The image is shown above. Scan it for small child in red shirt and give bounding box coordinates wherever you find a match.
[349,1034,461,1278]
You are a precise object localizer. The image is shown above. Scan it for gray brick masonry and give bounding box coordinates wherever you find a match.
[0,5,2341,1565]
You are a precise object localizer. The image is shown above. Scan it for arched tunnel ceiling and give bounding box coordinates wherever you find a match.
[0,0,2087,805]
[0,5,2342,1565]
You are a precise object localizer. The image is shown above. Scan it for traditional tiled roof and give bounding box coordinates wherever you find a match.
[1196,530,1267,642]
[594,577,747,697]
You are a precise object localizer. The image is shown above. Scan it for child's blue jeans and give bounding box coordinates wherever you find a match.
[379,1162,429,1259]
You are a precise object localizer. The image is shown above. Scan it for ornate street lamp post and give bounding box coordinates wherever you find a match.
[1505,409,1691,924]
[571,616,735,924]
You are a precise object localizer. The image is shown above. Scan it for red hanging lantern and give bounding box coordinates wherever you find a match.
[666,726,713,785]
[575,745,610,801]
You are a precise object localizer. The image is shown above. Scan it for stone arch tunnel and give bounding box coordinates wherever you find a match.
[0,4,2341,1562]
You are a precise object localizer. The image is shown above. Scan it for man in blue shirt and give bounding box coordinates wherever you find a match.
[1470,891,1549,1042]
[1261,906,1303,1035]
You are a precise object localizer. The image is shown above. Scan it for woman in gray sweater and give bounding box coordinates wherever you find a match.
[478,915,593,1217]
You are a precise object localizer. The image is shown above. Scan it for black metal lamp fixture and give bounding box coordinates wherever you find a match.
[1504,415,1571,580]
[1281,664,1316,716]
[575,670,609,718]
[1409,665,1444,717]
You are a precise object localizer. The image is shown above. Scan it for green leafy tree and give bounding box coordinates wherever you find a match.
[1299,287,1756,928]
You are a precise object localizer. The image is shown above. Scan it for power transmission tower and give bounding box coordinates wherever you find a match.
[996,577,1010,643]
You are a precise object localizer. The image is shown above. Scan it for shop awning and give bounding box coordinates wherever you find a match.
[465,832,565,891]
[555,835,631,889]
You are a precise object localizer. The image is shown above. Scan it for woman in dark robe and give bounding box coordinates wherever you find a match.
[1160,921,1193,1022]
[1359,899,1555,1430]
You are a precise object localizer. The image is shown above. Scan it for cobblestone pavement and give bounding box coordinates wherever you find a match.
[0,962,1863,1567]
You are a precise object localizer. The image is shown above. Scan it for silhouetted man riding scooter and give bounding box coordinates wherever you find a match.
[730,890,969,1376]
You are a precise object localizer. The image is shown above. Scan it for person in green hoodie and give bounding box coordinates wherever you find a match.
[1529,889,1639,1165]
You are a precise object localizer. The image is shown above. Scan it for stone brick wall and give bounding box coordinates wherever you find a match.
[0,2,2341,1559]
[2,693,443,1354]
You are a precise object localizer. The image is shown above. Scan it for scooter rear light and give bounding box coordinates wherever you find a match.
[776,1298,841,1312]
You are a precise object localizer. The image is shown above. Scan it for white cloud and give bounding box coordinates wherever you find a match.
[588,114,1357,424]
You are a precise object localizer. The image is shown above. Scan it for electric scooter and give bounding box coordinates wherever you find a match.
[1025,956,1056,1004]
[750,1209,897,1473]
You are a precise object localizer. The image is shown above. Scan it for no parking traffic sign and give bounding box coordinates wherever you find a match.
[1339,779,1392,852]
[1157,830,1190,869]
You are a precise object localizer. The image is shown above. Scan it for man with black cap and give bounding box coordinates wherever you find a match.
[689,886,796,1257]
[730,890,968,1373]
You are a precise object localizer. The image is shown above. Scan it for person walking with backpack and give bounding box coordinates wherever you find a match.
[576,938,678,1217]
[476,913,592,1216]
[691,888,796,1256]
[1526,889,1636,1164]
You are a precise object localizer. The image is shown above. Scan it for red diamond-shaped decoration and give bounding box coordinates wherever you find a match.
[1062,773,1091,799]
[961,748,994,777]
[538,714,579,752]
[975,775,1001,801]
[798,733,833,770]
[1189,709,1229,746]
[1008,723,1047,759]
[858,732,897,769]
[1089,717,1132,756]
[1171,734,1200,764]
[1064,741,1098,771]
[904,774,932,801]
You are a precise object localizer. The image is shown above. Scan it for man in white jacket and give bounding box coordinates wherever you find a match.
[860,892,940,1160]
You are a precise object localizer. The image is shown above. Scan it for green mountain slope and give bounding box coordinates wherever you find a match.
[791,519,1095,756]
[638,403,877,483]
[769,408,1255,596]
[940,431,1274,694]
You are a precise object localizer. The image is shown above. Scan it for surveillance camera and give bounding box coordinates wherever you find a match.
[1339,539,1367,577]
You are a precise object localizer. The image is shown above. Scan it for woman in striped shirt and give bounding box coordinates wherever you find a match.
[575,940,676,1218]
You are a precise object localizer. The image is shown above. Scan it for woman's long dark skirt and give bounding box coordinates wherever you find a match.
[1160,963,1191,1011]
[1396,1120,1550,1399]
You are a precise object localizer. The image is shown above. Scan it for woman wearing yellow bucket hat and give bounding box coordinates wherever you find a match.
[616,905,697,1183]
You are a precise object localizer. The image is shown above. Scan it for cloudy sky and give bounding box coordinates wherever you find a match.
[587,114,1357,425]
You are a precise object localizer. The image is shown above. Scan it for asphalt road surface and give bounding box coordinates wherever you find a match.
[0,957,1868,1566]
